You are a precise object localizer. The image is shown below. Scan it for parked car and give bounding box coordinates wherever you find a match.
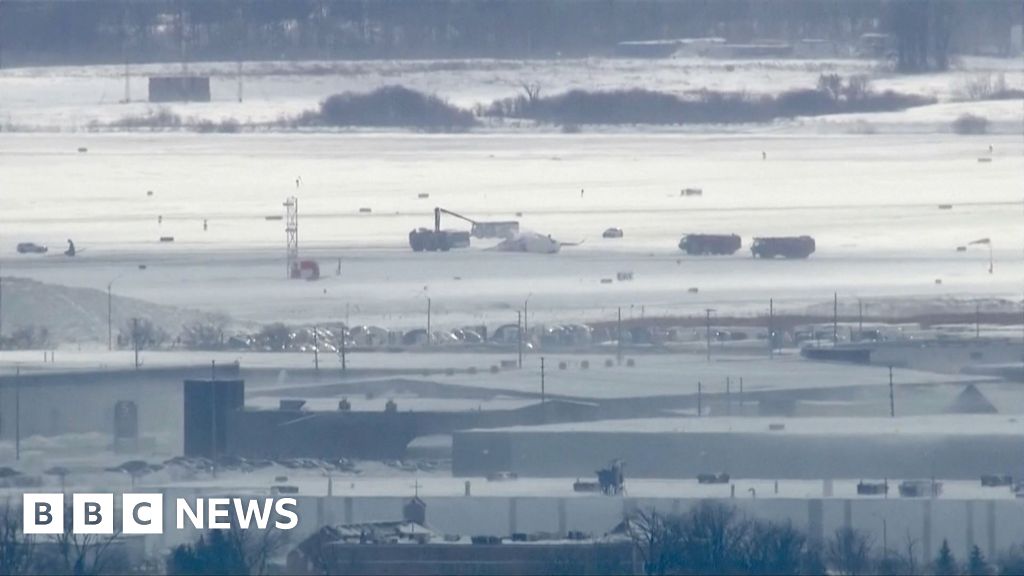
[16,242,48,254]
[602,227,624,239]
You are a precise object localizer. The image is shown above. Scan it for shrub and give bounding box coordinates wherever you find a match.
[483,76,933,126]
[314,85,477,131]
[194,118,241,133]
[951,113,988,135]
[955,73,1024,101]
[110,108,183,130]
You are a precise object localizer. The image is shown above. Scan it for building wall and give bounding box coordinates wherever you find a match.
[453,429,1024,480]
[124,489,1024,564]
[0,365,239,454]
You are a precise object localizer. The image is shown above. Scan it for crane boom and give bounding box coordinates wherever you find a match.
[434,207,478,231]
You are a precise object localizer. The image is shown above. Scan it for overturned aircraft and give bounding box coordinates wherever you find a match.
[493,232,579,254]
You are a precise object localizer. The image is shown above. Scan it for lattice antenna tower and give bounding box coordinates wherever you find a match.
[284,197,298,278]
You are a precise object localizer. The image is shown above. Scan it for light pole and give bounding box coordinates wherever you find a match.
[705,308,716,362]
[108,266,147,350]
[517,311,523,369]
[523,293,532,354]
[872,512,888,563]
[107,275,124,351]
[968,238,993,274]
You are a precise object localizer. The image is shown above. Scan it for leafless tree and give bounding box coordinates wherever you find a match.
[679,501,752,574]
[740,520,806,575]
[843,75,872,101]
[180,319,227,350]
[826,527,874,576]
[519,81,542,104]
[626,508,679,576]
[817,73,843,101]
[44,505,126,575]
[228,525,288,576]
[0,500,34,575]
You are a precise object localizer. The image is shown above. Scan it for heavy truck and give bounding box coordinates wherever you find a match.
[408,207,519,252]
[750,236,816,259]
[678,234,742,255]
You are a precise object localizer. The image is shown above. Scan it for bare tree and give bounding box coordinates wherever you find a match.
[519,81,542,104]
[826,527,873,576]
[677,501,751,575]
[39,505,127,575]
[120,317,168,351]
[817,73,843,101]
[168,524,287,576]
[740,520,806,575]
[843,75,872,102]
[626,508,678,576]
[0,500,34,575]
[180,318,227,350]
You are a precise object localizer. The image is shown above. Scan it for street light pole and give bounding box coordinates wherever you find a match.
[705,308,715,362]
[517,311,523,369]
[523,294,532,355]
[15,366,21,461]
[108,281,114,350]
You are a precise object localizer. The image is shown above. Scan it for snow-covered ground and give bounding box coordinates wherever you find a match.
[0,131,1020,332]
[1,56,1021,130]
[0,56,1020,338]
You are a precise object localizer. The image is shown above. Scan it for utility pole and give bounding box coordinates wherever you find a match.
[726,377,731,416]
[697,380,702,417]
[108,282,114,350]
[340,330,347,374]
[132,318,140,369]
[858,299,864,335]
[768,298,774,359]
[517,311,523,369]
[523,294,531,355]
[889,365,895,417]
[313,326,320,372]
[540,357,545,404]
[0,264,4,346]
[833,291,838,345]
[616,307,623,365]
[705,308,715,362]
[15,366,20,461]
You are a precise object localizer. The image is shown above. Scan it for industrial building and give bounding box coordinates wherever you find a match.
[452,415,1024,480]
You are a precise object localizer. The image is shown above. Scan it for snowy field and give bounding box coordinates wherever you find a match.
[0,56,1021,130]
[0,131,1021,331]
[0,56,1021,335]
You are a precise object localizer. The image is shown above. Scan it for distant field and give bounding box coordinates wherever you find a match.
[0,131,1020,331]
[0,56,1020,130]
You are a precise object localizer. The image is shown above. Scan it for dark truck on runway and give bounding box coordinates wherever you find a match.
[678,233,742,255]
[751,236,816,259]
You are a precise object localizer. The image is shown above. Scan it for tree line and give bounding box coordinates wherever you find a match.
[0,0,1018,68]
[628,501,1021,576]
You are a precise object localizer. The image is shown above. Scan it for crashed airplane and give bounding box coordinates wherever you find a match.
[492,231,580,254]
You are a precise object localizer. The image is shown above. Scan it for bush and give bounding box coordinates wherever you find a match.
[194,119,241,133]
[951,113,989,135]
[110,108,183,130]
[313,85,477,131]
[955,73,1024,101]
[484,76,933,126]
[0,326,50,350]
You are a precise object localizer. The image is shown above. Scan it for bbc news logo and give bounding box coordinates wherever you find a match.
[24,494,299,535]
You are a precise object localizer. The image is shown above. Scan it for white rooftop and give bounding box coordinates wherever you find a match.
[472,414,1024,436]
